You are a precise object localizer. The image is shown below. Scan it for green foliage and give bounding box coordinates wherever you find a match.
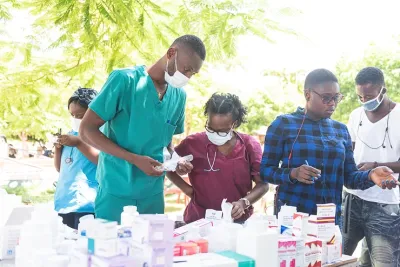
[1,0,296,140]
[241,90,296,133]
[2,184,55,204]
[334,47,400,123]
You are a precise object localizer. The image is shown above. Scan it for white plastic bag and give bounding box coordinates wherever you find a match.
[205,199,242,252]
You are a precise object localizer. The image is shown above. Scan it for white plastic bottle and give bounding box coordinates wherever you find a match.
[77,214,95,237]
[120,206,139,227]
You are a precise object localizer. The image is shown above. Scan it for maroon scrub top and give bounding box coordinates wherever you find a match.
[174,131,262,223]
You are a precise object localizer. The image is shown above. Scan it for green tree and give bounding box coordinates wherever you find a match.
[1,0,296,141]
[334,46,400,123]
[239,69,303,134]
[242,89,296,134]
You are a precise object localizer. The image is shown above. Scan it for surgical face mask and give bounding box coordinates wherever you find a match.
[361,87,384,111]
[164,52,190,88]
[71,118,82,132]
[206,130,233,146]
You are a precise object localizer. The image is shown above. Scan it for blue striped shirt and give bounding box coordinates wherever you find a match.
[261,107,374,220]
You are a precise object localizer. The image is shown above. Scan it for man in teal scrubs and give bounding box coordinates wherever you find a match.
[80,35,206,222]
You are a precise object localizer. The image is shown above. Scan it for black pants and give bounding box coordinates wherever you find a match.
[58,212,94,230]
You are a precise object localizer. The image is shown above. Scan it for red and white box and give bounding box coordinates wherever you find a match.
[322,242,342,264]
[316,204,336,218]
[293,212,309,237]
[307,216,335,239]
[173,219,213,242]
[304,238,322,267]
[278,238,297,267]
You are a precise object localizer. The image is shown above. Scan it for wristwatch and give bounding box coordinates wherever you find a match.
[239,198,251,209]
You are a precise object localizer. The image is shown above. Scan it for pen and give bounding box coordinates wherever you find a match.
[305,160,315,182]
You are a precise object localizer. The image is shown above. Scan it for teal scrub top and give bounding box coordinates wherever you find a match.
[54,131,98,214]
[89,66,186,199]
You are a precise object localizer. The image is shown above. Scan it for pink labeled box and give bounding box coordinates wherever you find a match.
[278,238,297,267]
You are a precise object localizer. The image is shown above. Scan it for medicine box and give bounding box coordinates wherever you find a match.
[88,238,119,258]
[216,251,255,267]
[278,238,296,267]
[307,215,335,240]
[304,238,322,267]
[87,219,118,240]
[316,204,336,219]
[173,219,213,242]
[322,242,342,264]
[132,216,174,246]
[293,212,309,237]
[91,255,145,267]
[131,242,174,267]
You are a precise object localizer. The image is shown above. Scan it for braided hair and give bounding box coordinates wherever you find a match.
[204,93,247,128]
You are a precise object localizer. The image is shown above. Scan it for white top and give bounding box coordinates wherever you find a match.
[345,104,400,204]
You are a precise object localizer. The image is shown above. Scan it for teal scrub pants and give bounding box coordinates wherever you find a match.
[95,187,165,223]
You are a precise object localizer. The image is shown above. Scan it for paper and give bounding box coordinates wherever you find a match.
[205,209,223,222]
[156,152,193,172]
[221,199,233,223]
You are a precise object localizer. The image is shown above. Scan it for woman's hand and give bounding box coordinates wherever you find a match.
[231,200,246,220]
[57,135,81,147]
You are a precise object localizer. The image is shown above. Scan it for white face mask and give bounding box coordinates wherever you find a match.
[360,87,384,111]
[164,51,190,88]
[206,131,233,146]
[71,118,82,132]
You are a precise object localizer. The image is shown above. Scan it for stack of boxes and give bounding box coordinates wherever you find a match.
[173,219,213,243]
[130,215,174,267]
[81,214,175,266]
[307,204,341,265]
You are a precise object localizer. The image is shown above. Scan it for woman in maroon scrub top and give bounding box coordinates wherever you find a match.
[167,93,269,223]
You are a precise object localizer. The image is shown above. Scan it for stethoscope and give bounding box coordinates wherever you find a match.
[65,147,74,164]
[357,102,393,149]
[204,146,220,172]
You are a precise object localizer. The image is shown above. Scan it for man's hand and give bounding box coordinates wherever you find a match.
[290,165,321,184]
[57,135,81,147]
[131,155,163,176]
[231,201,246,220]
[358,162,377,171]
[176,161,193,176]
[369,166,399,189]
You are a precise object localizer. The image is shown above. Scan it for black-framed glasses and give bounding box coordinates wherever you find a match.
[205,124,232,137]
[312,91,344,104]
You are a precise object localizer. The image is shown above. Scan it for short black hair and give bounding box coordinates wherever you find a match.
[172,35,206,61]
[355,67,385,86]
[204,93,247,127]
[304,69,338,90]
[68,97,88,109]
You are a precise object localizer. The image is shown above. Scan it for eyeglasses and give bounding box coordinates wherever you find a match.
[205,124,232,137]
[312,91,344,104]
